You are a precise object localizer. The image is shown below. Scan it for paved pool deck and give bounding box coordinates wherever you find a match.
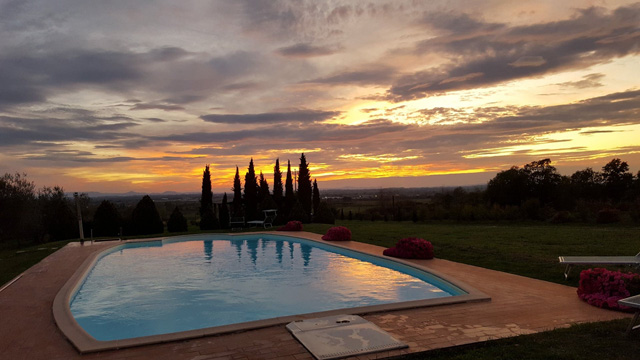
[0,232,629,360]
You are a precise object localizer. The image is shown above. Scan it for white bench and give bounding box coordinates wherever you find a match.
[246,209,277,229]
[618,294,640,335]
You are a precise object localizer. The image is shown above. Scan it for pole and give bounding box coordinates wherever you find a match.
[74,192,85,244]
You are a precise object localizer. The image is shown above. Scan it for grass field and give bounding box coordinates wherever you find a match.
[2,220,639,359]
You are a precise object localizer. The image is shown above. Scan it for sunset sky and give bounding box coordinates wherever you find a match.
[1,0,639,193]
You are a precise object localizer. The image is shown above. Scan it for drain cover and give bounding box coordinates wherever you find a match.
[286,315,407,359]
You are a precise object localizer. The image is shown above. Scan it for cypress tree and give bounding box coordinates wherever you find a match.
[297,153,312,218]
[284,160,295,218]
[232,166,242,216]
[219,193,230,229]
[312,179,320,216]
[258,171,269,205]
[199,165,217,230]
[244,158,258,220]
[273,158,283,208]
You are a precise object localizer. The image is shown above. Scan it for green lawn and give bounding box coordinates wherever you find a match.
[2,220,639,359]
[0,239,71,286]
[306,221,640,287]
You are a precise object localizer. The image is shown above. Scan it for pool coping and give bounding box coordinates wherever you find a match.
[52,231,490,354]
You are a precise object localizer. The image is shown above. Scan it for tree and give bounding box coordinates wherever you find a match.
[284,160,295,218]
[258,171,270,205]
[93,200,121,237]
[219,193,230,229]
[486,166,528,206]
[244,158,258,220]
[37,186,76,241]
[522,159,562,205]
[167,206,188,232]
[232,166,242,216]
[199,165,218,230]
[602,158,633,201]
[312,179,320,216]
[273,158,283,208]
[570,168,603,200]
[297,153,312,218]
[131,195,164,235]
[0,173,37,245]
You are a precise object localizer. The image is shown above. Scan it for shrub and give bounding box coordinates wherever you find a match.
[549,211,573,224]
[321,226,351,241]
[278,220,303,231]
[93,200,121,236]
[131,195,164,235]
[577,268,640,311]
[383,237,434,259]
[596,207,621,224]
[288,201,309,223]
[314,201,335,224]
[167,206,188,233]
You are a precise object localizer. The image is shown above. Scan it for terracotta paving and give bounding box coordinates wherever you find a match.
[0,232,629,360]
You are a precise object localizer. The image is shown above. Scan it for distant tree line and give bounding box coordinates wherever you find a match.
[197,153,335,230]
[341,158,640,224]
[0,172,182,247]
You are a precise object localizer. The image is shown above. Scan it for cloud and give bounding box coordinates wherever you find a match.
[556,73,605,89]
[509,56,546,68]
[388,4,640,101]
[200,109,340,124]
[130,103,186,111]
[276,43,341,58]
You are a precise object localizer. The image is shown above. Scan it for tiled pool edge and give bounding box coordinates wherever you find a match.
[52,232,490,354]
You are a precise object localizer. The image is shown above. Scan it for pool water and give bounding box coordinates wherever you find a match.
[70,234,464,341]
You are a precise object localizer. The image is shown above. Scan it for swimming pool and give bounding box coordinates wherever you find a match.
[55,233,488,352]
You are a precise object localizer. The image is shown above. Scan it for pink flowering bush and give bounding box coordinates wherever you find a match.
[322,226,352,241]
[383,237,434,259]
[277,221,303,231]
[577,268,640,311]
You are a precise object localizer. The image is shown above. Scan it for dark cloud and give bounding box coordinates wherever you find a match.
[144,118,168,123]
[276,43,341,58]
[200,109,340,124]
[388,4,640,101]
[161,95,206,104]
[417,10,504,34]
[0,115,139,147]
[303,66,397,86]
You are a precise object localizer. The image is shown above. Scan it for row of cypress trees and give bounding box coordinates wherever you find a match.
[199,153,325,229]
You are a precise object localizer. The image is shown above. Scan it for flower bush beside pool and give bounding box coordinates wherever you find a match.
[278,221,303,231]
[384,237,434,260]
[322,226,352,241]
[577,268,640,311]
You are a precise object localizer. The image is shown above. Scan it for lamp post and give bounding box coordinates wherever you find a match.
[74,192,85,244]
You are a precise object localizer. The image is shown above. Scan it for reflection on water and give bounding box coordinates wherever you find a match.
[203,240,212,262]
[276,240,283,264]
[71,236,456,342]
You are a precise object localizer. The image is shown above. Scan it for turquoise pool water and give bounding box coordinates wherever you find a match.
[70,234,465,341]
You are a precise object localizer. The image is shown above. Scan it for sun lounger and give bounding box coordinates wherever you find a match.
[246,209,277,229]
[618,294,640,335]
[558,253,640,279]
